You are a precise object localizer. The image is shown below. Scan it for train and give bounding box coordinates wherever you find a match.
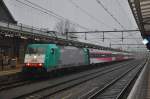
[23,44,133,72]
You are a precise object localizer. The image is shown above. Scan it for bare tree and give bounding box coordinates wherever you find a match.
[54,20,77,39]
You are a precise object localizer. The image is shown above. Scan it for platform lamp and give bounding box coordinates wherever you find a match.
[142,38,150,51]
[142,38,149,45]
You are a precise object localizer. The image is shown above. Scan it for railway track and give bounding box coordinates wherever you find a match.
[13,59,143,99]
[82,59,147,99]
[0,59,144,99]
[47,59,147,99]
[0,73,43,91]
[0,73,29,91]
[0,80,34,91]
[0,72,21,83]
[0,61,131,92]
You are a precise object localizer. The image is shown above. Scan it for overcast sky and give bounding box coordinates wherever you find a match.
[4,0,147,51]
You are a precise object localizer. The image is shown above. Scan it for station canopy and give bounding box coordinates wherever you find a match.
[129,0,150,49]
[129,0,150,36]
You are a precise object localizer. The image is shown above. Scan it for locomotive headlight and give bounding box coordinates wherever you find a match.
[34,55,37,59]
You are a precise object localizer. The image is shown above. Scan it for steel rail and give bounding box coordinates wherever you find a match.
[15,60,140,99]
[0,61,131,93]
[44,60,143,99]
[115,59,148,99]
[87,59,147,99]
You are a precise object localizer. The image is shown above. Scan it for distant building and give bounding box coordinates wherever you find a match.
[0,0,17,24]
[0,0,17,66]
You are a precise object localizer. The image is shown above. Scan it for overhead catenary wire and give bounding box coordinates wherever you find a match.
[15,0,142,50]
[24,0,123,43]
[68,0,140,44]
[15,0,61,20]
[15,0,119,45]
[67,0,116,30]
[116,0,133,28]
[115,0,141,45]
[115,0,142,45]
[96,0,141,45]
[67,0,123,38]
[96,0,131,44]
[16,0,90,30]
[96,0,126,30]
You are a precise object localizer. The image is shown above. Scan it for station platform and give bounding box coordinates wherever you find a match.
[0,64,22,77]
[145,65,150,99]
[0,68,21,76]
[127,59,150,99]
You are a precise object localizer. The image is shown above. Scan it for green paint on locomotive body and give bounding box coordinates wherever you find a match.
[45,44,60,69]
[25,44,90,71]
[83,48,90,65]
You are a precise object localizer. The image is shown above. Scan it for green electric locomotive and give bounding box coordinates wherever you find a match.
[23,44,89,72]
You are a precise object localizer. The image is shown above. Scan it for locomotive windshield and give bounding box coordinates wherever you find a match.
[26,47,45,54]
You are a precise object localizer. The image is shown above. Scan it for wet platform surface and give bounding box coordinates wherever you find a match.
[0,69,20,76]
[0,64,22,76]
[145,65,150,99]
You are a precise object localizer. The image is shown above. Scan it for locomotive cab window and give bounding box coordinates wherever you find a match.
[26,47,45,55]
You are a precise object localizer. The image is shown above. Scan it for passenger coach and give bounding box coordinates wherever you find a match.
[23,44,132,72]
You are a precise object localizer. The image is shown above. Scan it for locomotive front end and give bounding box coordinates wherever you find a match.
[23,44,46,72]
